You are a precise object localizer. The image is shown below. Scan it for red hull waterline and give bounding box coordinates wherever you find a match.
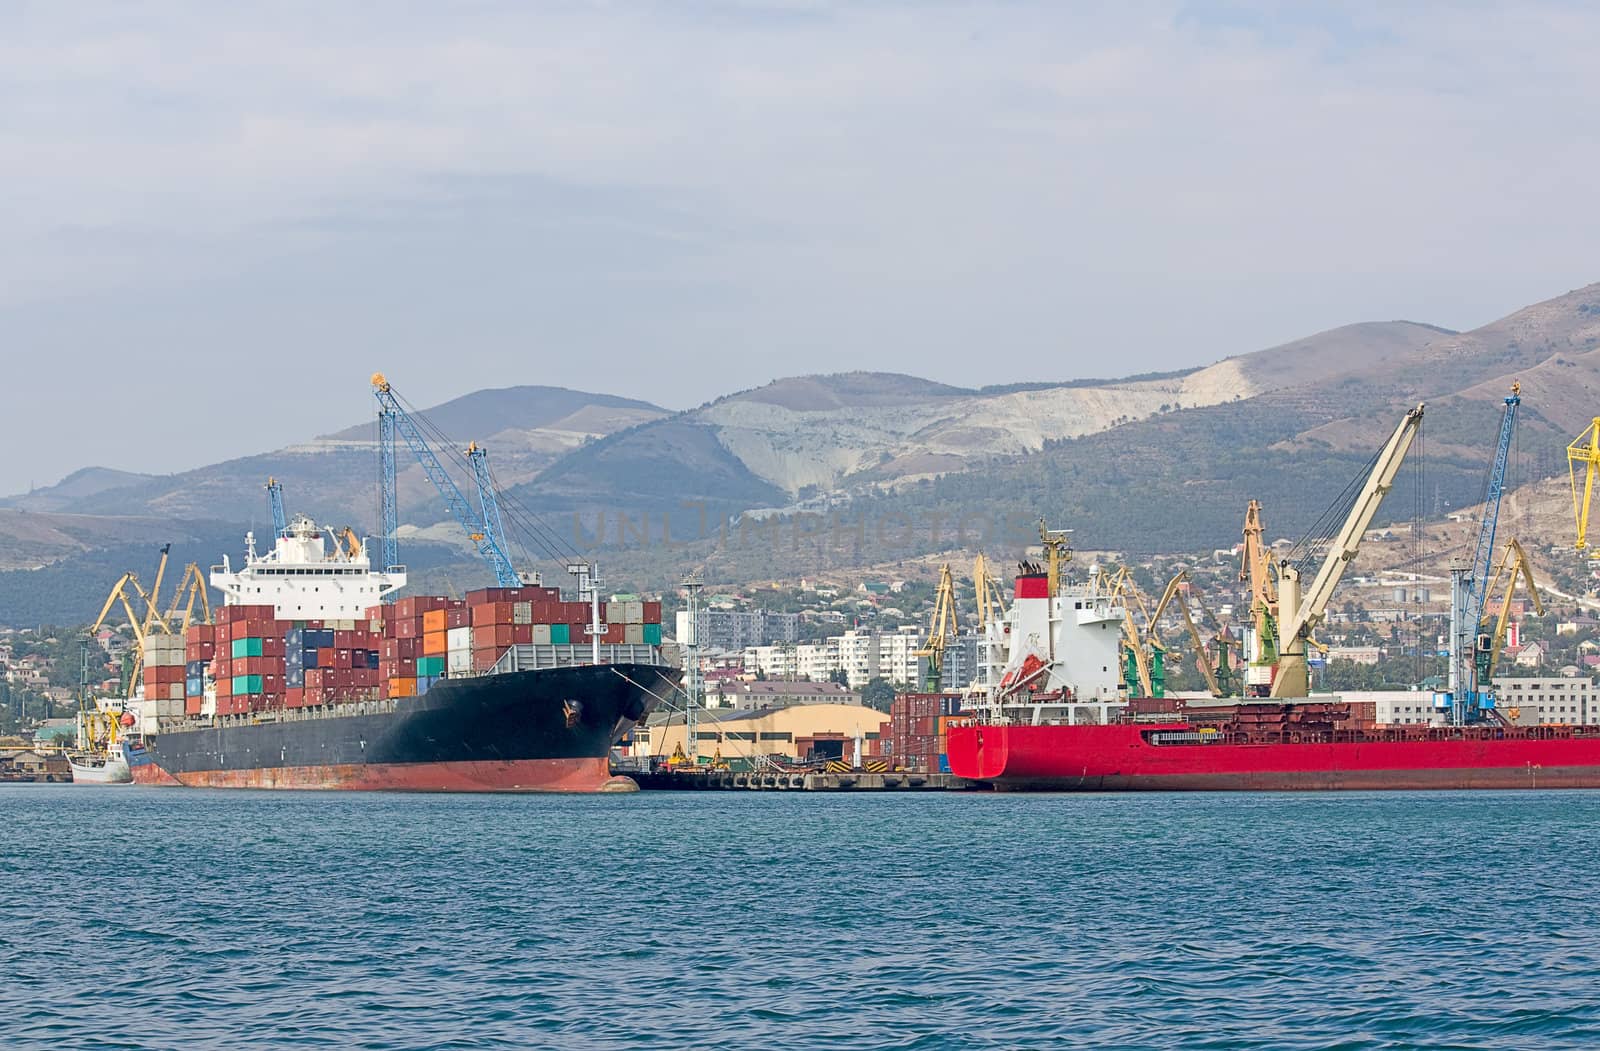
[142,757,615,792]
[946,723,1600,791]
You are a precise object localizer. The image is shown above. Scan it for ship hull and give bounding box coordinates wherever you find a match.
[136,662,673,793]
[947,723,1600,791]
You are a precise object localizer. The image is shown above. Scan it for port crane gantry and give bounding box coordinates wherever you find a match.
[1443,384,1521,724]
[1568,417,1600,553]
[372,373,522,588]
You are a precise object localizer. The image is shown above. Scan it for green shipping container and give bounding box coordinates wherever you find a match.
[551,623,570,645]
[416,656,446,677]
[643,623,662,645]
[231,637,263,659]
[232,674,264,695]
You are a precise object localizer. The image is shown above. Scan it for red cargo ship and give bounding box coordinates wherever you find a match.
[945,523,1600,791]
[946,720,1600,791]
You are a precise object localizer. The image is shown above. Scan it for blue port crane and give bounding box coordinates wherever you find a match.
[372,373,522,588]
[1444,382,1520,725]
[265,478,287,537]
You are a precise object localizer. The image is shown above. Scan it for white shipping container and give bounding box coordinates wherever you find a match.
[624,624,645,645]
[513,602,533,625]
[624,601,644,624]
[447,649,473,674]
[531,624,552,645]
[447,626,474,651]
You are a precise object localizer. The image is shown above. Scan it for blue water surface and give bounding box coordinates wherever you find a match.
[2,787,1598,1050]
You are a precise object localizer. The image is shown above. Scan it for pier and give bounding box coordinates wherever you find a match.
[628,768,974,791]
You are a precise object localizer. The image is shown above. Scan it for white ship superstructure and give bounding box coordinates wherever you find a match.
[210,514,404,619]
[971,543,1125,727]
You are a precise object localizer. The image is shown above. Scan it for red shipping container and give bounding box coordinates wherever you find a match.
[263,636,285,658]
[394,617,421,639]
[603,623,625,644]
[471,603,513,627]
[332,649,352,670]
[305,669,326,688]
[473,648,505,672]
[214,622,233,644]
[643,601,662,623]
[446,608,471,630]
[332,630,353,648]
[395,657,416,677]
[511,624,533,645]
[184,696,203,716]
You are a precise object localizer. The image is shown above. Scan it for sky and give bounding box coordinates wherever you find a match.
[4,1,1600,495]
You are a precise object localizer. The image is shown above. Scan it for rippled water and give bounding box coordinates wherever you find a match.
[3,787,1599,1049]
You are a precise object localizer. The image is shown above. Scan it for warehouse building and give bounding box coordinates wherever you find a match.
[640,703,887,763]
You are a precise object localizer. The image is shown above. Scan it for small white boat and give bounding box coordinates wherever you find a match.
[67,750,132,784]
[67,695,134,784]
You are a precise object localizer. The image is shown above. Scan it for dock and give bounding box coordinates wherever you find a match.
[628,768,975,791]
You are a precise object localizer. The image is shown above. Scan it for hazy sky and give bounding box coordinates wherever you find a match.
[4,1,1599,495]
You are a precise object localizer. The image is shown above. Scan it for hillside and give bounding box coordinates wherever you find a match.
[5,281,1600,626]
[522,322,1447,512]
[7,385,670,533]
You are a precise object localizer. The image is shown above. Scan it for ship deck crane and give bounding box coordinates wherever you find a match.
[1445,385,1522,723]
[916,564,959,691]
[1482,538,1542,681]
[373,373,522,588]
[1272,403,1426,698]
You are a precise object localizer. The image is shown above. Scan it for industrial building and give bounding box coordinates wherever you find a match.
[640,703,888,764]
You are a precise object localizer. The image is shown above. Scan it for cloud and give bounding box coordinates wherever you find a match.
[2,1,1599,493]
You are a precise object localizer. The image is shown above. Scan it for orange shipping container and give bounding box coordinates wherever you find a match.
[422,630,448,656]
[422,609,448,634]
[388,677,418,698]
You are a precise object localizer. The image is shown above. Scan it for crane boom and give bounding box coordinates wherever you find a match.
[266,478,287,537]
[372,373,521,587]
[1272,403,1425,698]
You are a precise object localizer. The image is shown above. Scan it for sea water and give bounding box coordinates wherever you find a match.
[2,786,1598,1049]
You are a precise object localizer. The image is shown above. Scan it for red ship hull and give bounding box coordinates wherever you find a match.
[946,722,1600,791]
[164,757,612,792]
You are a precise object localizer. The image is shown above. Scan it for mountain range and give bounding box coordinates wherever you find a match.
[5,280,1600,624]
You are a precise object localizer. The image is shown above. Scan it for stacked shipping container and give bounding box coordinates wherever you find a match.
[169,588,667,717]
[142,634,187,718]
[887,693,965,771]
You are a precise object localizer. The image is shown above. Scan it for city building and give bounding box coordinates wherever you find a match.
[716,680,859,710]
[676,609,800,653]
[1491,677,1600,725]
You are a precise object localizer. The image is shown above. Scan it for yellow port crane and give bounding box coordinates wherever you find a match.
[972,553,1004,632]
[1100,565,1158,697]
[916,563,959,691]
[1482,538,1543,680]
[1238,500,1280,687]
[1568,418,1600,552]
[1148,570,1225,698]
